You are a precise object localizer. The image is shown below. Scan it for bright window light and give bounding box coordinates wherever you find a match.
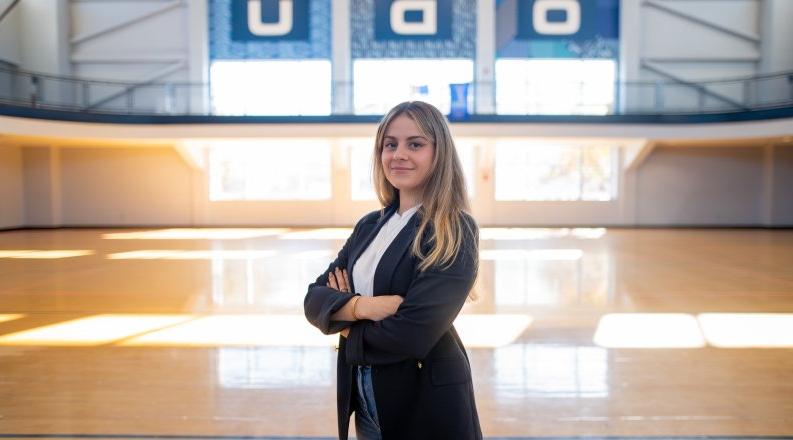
[594,313,707,348]
[353,59,473,115]
[209,140,332,201]
[454,314,533,348]
[478,228,607,240]
[698,313,793,348]
[0,250,94,259]
[120,315,338,347]
[346,138,377,201]
[0,314,24,324]
[0,315,194,346]
[107,250,278,260]
[278,228,354,240]
[496,59,616,115]
[495,142,614,201]
[102,228,288,240]
[210,60,331,115]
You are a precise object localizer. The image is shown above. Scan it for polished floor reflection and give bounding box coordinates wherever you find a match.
[0,227,792,438]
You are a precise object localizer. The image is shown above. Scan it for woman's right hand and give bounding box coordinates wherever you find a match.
[357,295,404,321]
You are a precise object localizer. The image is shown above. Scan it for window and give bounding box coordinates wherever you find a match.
[496,59,616,115]
[495,142,614,201]
[209,141,331,201]
[210,60,332,116]
[347,139,377,201]
[353,59,474,115]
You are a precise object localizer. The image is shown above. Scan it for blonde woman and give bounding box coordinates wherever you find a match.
[304,101,482,440]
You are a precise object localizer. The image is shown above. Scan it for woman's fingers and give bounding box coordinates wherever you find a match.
[343,269,351,292]
[327,271,339,290]
[333,267,347,292]
[335,268,349,292]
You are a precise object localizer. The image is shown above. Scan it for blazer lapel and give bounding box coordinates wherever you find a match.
[372,210,421,296]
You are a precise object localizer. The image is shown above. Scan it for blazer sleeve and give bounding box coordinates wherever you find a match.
[345,214,479,365]
[303,215,367,335]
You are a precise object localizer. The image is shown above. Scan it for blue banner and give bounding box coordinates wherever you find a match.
[231,0,310,41]
[210,0,330,60]
[497,0,619,59]
[374,0,453,41]
[352,0,475,59]
[517,0,618,41]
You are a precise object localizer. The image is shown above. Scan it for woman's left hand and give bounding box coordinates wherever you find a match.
[326,267,351,293]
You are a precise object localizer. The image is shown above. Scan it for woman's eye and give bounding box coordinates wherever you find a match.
[410,143,422,149]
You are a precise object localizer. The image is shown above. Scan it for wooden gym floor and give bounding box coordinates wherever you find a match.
[0,227,791,439]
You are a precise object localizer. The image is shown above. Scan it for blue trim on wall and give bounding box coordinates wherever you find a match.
[2,104,793,125]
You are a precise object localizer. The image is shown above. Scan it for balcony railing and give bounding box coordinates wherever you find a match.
[1,65,792,117]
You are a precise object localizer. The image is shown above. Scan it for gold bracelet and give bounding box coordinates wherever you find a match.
[351,296,361,320]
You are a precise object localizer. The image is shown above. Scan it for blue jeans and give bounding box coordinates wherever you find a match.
[354,365,381,440]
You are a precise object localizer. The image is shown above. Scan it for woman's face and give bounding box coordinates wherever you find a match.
[381,114,435,197]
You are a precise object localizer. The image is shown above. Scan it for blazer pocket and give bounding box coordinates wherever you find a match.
[429,358,470,386]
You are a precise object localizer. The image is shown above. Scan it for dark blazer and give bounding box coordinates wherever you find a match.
[304,200,483,440]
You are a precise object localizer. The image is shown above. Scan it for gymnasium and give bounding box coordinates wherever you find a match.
[0,0,791,439]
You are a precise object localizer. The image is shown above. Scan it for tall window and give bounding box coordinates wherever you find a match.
[495,142,614,201]
[496,59,616,115]
[209,141,331,201]
[210,61,332,116]
[353,59,473,115]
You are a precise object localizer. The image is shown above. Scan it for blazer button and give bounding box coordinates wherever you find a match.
[417,361,423,369]
[334,345,339,351]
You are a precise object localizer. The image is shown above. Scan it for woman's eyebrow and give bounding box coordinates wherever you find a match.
[383,135,428,141]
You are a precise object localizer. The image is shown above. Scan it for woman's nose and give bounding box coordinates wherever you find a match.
[393,146,407,160]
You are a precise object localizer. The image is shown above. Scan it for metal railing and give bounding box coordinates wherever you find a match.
[1,65,791,117]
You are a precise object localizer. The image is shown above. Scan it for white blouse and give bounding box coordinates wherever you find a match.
[352,204,421,297]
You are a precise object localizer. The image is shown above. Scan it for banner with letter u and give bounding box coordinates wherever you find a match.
[210,0,330,59]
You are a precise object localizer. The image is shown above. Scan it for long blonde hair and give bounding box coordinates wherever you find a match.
[372,101,479,299]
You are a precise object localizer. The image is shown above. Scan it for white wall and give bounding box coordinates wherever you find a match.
[22,147,60,226]
[0,0,20,65]
[13,144,193,227]
[60,147,192,225]
[17,0,70,75]
[620,0,793,112]
[68,0,206,112]
[771,145,793,224]
[636,146,764,225]
[0,145,23,229]
[760,0,793,74]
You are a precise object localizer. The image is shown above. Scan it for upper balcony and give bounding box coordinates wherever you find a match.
[1,65,792,125]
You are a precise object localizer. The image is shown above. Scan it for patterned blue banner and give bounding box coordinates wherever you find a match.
[210,0,330,59]
[231,0,310,41]
[497,0,619,58]
[352,0,475,58]
[374,0,453,41]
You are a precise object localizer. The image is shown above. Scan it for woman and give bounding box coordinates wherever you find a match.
[304,101,482,440]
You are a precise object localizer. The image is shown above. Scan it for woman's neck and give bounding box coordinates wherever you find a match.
[398,193,421,215]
